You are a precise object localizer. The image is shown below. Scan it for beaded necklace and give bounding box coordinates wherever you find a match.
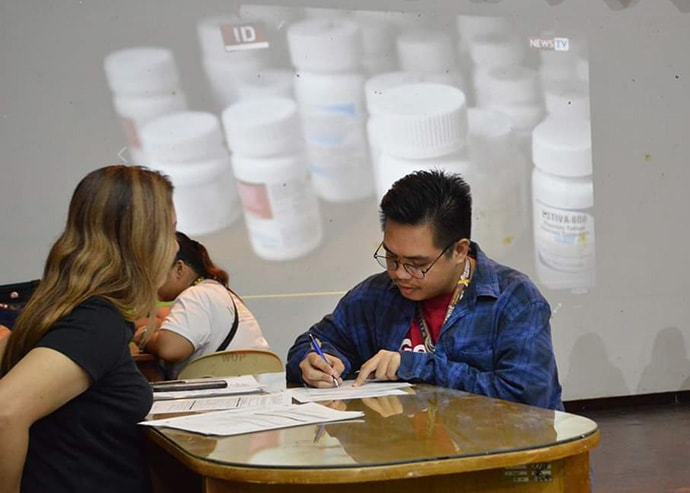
[416,258,472,354]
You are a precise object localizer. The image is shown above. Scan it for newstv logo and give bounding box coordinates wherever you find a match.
[529,37,570,51]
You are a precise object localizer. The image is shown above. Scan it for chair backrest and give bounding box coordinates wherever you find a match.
[177,348,284,379]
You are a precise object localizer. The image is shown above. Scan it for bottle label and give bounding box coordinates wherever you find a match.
[301,103,363,149]
[237,177,321,250]
[237,180,272,219]
[533,201,596,273]
[220,22,269,51]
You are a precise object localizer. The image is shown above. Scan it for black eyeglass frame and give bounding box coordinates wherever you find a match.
[373,240,458,279]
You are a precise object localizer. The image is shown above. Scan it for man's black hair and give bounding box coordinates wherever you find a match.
[379,169,472,250]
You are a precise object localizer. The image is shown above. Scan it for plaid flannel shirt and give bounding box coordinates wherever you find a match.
[286,242,563,410]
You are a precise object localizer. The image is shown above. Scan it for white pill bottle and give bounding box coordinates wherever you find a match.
[223,98,323,261]
[468,108,528,259]
[103,47,187,165]
[376,83,472,202]
[287,17,373,202]
[140,111,240,236]
[531,119,595,290]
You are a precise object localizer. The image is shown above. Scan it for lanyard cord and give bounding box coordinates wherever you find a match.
[416,258,472,354]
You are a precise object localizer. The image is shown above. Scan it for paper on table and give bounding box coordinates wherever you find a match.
[152,375,263,401]
[149,391,292,414]
[140,402,363,436]
[288,380,413,403]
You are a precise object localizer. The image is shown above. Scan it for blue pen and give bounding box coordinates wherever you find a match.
[308,333,340,388]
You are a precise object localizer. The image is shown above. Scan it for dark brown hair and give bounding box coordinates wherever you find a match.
[175,231,229,287]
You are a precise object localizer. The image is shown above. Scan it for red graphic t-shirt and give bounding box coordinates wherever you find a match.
[400,290,455,353]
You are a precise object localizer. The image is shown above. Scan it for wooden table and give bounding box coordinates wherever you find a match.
[144,385,599,493]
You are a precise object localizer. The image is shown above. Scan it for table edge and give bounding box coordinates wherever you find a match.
[146,427,600,484]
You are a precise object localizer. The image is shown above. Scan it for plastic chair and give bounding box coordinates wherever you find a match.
[177,348,284,379]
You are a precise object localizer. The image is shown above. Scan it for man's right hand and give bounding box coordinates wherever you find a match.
[299,352,344,388]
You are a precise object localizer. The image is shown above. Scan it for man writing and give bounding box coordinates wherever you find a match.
[286,170,562,410]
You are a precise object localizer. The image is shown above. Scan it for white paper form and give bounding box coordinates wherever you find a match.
[150,391,292,415]
[152,375,263,401]
[140,402,364,436]
[288,380,413,403]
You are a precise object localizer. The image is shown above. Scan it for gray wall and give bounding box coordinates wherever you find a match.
[1,0,689,400]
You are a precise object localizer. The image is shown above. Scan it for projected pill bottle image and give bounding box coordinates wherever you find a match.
[532,118,595,290]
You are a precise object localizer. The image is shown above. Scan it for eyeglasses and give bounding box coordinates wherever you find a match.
[373,241,456,279]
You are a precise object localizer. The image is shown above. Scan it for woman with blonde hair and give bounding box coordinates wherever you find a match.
[0,165,177,493]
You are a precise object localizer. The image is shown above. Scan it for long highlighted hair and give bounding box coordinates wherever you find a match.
[1,165,177,375]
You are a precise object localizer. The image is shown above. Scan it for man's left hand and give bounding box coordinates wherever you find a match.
[353,350,401,386]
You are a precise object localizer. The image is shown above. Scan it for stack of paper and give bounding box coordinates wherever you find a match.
[141,402,364,436]
[288,380,412,403]
[149,392,292,415]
